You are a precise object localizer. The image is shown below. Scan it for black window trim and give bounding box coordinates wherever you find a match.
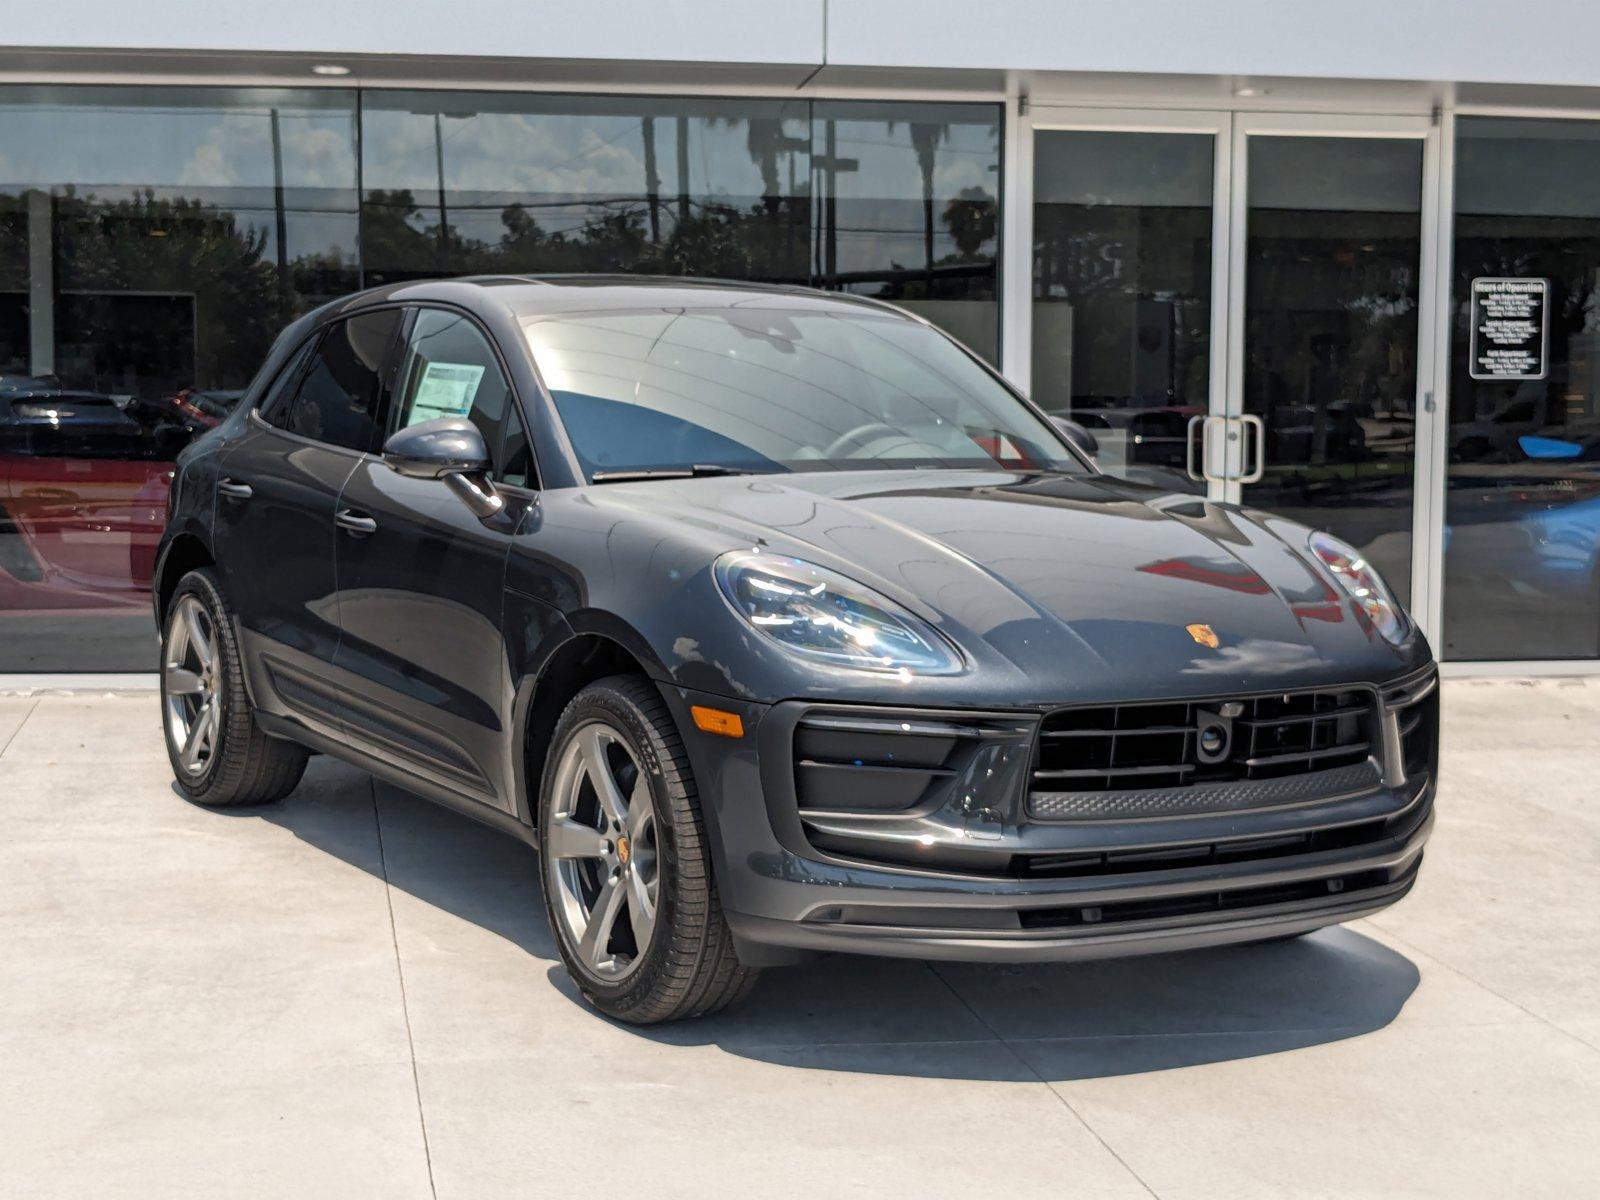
[253,303,409,460]
[252,330,322,431]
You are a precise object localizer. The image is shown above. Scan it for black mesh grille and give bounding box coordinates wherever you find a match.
[1032,688,1375,795]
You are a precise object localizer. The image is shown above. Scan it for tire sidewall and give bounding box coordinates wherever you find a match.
[160,572,229,795]
[538,684,682,1011]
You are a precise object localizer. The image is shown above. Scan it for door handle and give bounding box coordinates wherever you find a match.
[217,478,252,501]
[1238,415,1266,484]
[1186,415,1228,484]
[335,508,378,537]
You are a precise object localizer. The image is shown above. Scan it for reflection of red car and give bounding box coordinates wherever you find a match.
[0,389,172,614]
[127,388,243,438]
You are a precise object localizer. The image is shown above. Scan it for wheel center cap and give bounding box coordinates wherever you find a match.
[615,835,631,866]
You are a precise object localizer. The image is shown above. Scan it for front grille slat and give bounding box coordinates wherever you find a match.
[1240,741,1371,770]
[1030,687,1377,811]
[1034,763,1198,781]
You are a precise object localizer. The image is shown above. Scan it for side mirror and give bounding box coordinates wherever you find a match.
[382,417,491,478]
[1050,416,1100,459]
[382,417,504,519]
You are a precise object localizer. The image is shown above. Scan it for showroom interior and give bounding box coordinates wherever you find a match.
[4,32,1600,675]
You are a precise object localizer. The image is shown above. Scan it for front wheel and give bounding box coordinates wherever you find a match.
[160,568,308,807]
[537,676,757,1023]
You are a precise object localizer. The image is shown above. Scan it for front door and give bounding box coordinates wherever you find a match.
[1022,108,1440,624]
[1227,115,1438,609]
[330,306,531,814]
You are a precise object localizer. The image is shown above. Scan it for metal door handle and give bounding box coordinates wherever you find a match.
[335,509,378,536]
[217,478,253,501]
[1186,415,1228,484]
[1238,415,1266,484]
[1185,415,1204,482]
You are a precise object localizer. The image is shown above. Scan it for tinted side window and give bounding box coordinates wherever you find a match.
[392,308,522,479]
[257,336,319,428]
[286,310,402,451]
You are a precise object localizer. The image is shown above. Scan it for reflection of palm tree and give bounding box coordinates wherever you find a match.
[708,115,804,212]
[902,122,949,287]
[640,116,662,244]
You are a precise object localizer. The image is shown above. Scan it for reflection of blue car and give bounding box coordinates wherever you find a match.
[1447,440,1600,596]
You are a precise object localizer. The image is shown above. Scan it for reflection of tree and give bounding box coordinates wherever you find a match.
[944,187,997,261]
[363,181,810,284]
[54,188,284,391]
[884,121,949,284]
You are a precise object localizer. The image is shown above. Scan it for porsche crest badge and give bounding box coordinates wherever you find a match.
[1186,623,1220,649]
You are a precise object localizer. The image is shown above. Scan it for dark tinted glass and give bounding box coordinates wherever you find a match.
[392,308,516,474]
[1445,118,1600,660]
[1240,135,1423,606]
[0,85,359,670]
[257,337,319,427]
[500,407,533,488]
[1031,129,1214,480]
[287,310,401,451]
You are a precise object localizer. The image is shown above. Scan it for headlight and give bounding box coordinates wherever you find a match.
[1307,531,1408,644]
[714,551,963,675]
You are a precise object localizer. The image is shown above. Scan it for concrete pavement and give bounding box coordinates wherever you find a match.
[2,679,1598,1198]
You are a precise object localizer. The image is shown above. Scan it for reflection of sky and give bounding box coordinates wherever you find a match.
[0,95,359,189]
[2,90,1000,273]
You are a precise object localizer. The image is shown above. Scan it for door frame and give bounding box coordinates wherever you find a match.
[1008,102,1447,644]
[1008,104,1235,501]
[1224,112,1444,639]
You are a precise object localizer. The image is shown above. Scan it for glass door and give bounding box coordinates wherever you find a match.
[1225,115,1440,608]
[1026,109,1231,496]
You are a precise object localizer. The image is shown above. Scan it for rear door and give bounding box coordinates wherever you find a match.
[213,308,404,736]
[330,305,532,812]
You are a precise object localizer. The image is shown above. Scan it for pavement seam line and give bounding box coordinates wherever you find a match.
[373,777,440,1200]
[0,698,41,760]
[1367,915,1600,1058]
[926,964,1162,1200]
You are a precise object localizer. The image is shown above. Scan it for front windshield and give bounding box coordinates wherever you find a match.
[522,304,1086,480]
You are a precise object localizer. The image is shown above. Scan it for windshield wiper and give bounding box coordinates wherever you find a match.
[589,464,766,484]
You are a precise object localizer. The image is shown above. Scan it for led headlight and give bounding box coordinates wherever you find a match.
[714,551,963,675]
[1308,531,1408,645]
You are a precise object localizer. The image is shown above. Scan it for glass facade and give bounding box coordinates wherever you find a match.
[0,86,360,671]
[1444,118,1600,660]
[8,78,1600,672]
[0,86,999,671]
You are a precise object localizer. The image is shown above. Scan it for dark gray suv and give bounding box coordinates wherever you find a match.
[154,277,1438,1024]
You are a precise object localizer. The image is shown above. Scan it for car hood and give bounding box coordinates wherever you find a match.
[573,468,1427,702]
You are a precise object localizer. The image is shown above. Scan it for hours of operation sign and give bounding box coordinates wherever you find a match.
[1469,277,1549,381]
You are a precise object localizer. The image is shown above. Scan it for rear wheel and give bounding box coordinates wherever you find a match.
[160,568,308,807]
[538,675,757,1023]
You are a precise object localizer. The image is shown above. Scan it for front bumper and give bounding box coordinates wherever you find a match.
[666,668,1438,966]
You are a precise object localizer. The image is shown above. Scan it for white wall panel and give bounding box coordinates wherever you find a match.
[828,0,1600,89]
[3,0,826,66]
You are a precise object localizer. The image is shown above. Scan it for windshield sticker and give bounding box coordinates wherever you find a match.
[407,361,486,424]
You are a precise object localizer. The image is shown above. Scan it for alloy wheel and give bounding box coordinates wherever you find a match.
[163,594,222,778]
[546,722,660,980]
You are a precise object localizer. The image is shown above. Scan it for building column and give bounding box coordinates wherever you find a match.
[27,189,54,378]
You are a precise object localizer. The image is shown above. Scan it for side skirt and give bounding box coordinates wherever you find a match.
[256,710,537,847]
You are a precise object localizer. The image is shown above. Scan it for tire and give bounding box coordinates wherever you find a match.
[537,675,758,1024]
[159,567,308,807]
